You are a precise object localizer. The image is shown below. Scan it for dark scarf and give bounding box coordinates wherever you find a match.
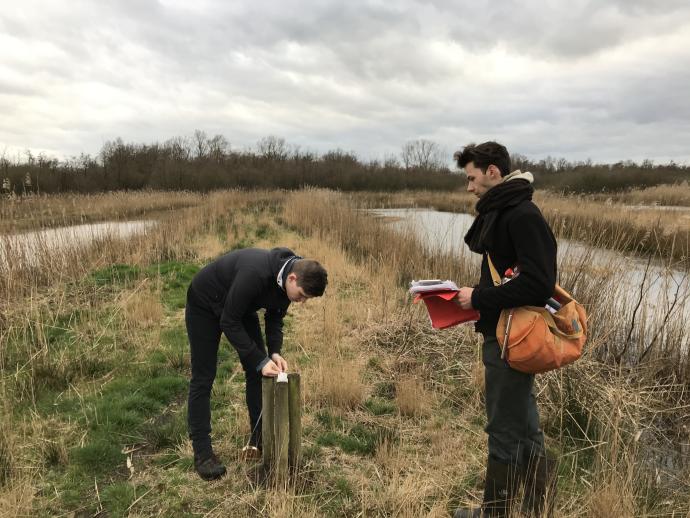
[464,179,534,254]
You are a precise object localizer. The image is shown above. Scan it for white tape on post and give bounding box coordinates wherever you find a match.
[277,372,288,383]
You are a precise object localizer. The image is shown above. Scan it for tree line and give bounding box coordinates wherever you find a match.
[1,132,688,195]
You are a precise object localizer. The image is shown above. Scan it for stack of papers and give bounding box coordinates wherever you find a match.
[409,279,460,294]
[409,279,480,329]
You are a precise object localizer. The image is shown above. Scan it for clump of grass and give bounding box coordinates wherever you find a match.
[141,409,187,450]
[316,422,396,456]
[0,418,13,487]
[364,397,397,416]
[118,286,164,329]
[308,358,364,410]
[70,437,124,474]
[395,376,433,417]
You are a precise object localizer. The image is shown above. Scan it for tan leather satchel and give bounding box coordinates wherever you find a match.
[488,255,587,374]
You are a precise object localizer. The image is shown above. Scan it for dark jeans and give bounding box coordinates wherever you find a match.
[186,286,265,458]
[483,335,545,466]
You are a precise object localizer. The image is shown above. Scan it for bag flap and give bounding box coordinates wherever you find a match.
[498,308,540,347]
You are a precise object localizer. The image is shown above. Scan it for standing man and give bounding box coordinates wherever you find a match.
[453,142,557,517]
[185,247,327,480]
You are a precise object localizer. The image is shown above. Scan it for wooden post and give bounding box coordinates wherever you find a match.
[287,373,302,469]
[273,374,290,487]
[261,376,274,470]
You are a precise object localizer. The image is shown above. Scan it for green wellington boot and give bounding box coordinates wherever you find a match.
[521,454,558,517]
[454,458,522,518]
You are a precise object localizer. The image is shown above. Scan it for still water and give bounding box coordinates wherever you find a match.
[0,220,156,268]
[369,208,689,323]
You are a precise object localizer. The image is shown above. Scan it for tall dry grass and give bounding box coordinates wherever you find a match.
[0,190,205,233]
[0,190,288,514]
[350,188,690,265]
[292,188,690,379]
[0,190,274,304]
[284,188,690,515]
[590,181,690,207]
[2,188,688,516]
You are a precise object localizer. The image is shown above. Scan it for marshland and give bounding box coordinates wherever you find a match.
[1,172,689,516]
[5,0,690,515]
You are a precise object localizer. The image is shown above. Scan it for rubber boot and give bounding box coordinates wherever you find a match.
[521,454,557,517]
[454,457,521,518]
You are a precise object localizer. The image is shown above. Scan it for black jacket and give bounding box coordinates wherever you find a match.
[470,200,557,336]
[189,247,295,370]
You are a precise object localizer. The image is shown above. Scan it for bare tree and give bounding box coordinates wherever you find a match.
[401,139,445,171]
[165,136,192,162]
[193,130,209,160]
[207,134,229,163]
[257,136,289,161]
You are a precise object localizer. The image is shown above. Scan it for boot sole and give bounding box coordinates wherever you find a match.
[196,468,227,481]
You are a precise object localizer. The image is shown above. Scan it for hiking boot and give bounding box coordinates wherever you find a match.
[521,454,557,517]
[194,452,226,481]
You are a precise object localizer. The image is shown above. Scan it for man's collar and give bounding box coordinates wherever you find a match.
[276,256,301,290]
[502,169,534,183]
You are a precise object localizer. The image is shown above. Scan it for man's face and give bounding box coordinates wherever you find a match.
[464,161,502,198]
[286,273,311,303]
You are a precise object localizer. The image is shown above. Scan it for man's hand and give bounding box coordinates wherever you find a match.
[455,287,474,310]
[261,360,281,377]
[271,353,288,373]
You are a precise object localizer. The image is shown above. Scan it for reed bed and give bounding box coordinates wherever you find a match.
[349,189,690,266]
[589,182,690,207]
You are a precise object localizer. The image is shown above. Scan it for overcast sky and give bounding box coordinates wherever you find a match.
[1,0,689,164]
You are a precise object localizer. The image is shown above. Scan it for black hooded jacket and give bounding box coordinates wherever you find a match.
[189,247,295,370]
[469,200,557,336]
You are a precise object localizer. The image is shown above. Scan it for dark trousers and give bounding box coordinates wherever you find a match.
[186,287,265,457]
[482,335,545,466]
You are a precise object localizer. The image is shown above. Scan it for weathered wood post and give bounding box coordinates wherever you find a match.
[261,376,274,470]
[273,373,290,486]
[288,373,301,468]
[261,372,302,485]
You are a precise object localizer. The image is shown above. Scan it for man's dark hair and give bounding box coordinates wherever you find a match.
[292,259,328,297]
[454,141,511,177]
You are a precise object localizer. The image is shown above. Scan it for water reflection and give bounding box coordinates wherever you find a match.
[0,220,157,268]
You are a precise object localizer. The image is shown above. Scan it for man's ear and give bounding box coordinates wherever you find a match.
[487,164,500,179]
[287,272,298,282]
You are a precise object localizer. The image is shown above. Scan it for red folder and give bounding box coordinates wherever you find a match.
[413,290,480,329]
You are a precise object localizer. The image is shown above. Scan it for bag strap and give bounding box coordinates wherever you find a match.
[486,254,502,287]
[533,307,584,339]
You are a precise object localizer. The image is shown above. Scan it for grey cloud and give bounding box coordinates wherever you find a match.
[0,0,689,163]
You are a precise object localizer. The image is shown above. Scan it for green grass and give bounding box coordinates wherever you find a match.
[364,397,397,416]
[10,259,204,514]
[373,380,396,399]
[101,482,147,518]
[90,264,142,286]
[316,422,397,456]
